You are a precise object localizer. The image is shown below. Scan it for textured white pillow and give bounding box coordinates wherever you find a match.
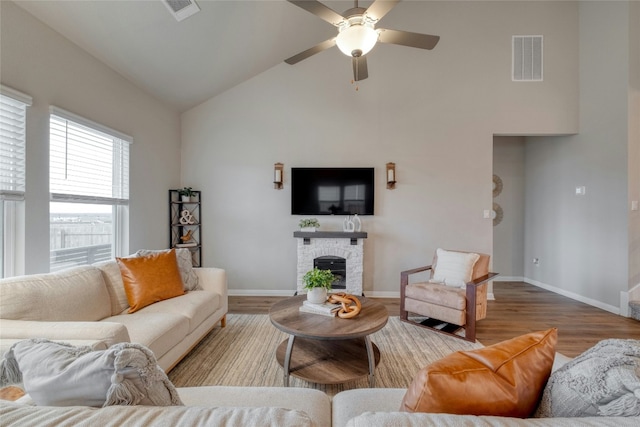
[429,248,480,287]
[0,339,183,407]
[136,248,200,291]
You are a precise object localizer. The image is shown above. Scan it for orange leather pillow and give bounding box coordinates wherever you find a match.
[401,328,557,418]
[117,249,185,313]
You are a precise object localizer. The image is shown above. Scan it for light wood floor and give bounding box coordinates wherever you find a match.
[230,281,640,358]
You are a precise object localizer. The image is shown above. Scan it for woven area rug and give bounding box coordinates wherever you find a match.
[169,314,482,395]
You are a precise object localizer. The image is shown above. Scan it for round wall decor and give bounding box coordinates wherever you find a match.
[492,174,503,198]
[492,202,503,226]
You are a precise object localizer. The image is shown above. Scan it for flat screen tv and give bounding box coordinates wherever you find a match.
[291,167,375,215]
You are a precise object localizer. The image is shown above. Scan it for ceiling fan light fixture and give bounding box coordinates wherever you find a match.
[336,22,378,57]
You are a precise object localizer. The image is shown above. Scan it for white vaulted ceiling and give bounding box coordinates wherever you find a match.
[12,0,400,112]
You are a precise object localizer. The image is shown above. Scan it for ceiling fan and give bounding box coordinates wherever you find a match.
[284,0,440,83]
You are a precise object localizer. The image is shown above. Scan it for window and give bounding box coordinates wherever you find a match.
[0,85,31,278]
[49,107,131,271]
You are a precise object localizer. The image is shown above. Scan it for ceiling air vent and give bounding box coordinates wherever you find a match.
[512,35,543,82]
[163,0,200,22]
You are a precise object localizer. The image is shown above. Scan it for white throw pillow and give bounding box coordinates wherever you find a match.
[0,339,183,407]
[429,248,480,288]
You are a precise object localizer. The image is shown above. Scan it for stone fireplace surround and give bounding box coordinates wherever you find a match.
[294,231,367,295]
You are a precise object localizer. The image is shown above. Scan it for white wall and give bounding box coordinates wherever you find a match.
[628,1,640,292]
[0,1,182,273]
[181,1,579,295]
[525,1,633,312]
[493,137,526,278]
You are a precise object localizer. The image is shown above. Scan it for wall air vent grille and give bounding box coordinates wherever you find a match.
[512,35,543,82]
[163,0,200,22]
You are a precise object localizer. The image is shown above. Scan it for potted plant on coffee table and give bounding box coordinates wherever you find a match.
[303,267,336,304]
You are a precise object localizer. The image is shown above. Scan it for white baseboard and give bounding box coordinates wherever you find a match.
[229,289,402,298]
[494,276,525,282]
[364,290,399,298]
[228,289,296,297]
[229,289,496,300]
[525,278,620,315]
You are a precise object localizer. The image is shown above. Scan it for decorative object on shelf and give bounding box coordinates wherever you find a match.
[386,162,396,189]
[274,162,284,190]
[180,229,193,243]
[343,216,355,232]
[492,202,503,226]
[299,218,320,232]
[178,186,194,202]
[179,209,196,225]
[492,174,503,198]
[175,242,197,248]
[352,214,362,232]
[342,215,361,232]
[303,267,336,304]
[328,292,362,319]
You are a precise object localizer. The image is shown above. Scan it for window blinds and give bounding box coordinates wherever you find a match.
[49,107,131,205]
[0,86,31,201]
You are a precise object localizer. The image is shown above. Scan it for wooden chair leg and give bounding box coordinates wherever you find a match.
[464,284,477,342]
[220,315,227,328]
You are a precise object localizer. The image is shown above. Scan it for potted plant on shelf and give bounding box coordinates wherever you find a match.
[303,267,336,304]
[299,218,320,232]
[178,187,194,202]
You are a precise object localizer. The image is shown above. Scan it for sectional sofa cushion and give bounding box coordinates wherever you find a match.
[0,402,314,427]
[103,312,189,361]
[0,339,182,408]
[133,290,219,333]
[94,260,130,315]
[0,266,110,322]
[345,412,639,427]
[401,328,557,417]
[117,250,185,313]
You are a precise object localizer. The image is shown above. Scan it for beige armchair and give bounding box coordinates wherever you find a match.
[400,249,498,342]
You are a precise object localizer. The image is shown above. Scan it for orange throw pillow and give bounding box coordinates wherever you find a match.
[401,328,557,418]
[117,249,185,313]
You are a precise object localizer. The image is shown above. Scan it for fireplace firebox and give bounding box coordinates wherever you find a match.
[314,256,346,289]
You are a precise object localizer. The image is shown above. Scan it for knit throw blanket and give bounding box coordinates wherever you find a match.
[535,339,640,418]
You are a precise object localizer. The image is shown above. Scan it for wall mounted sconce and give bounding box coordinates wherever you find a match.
[274,162,284,189]
[386,162,396,189]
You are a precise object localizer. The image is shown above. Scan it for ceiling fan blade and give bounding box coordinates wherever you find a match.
[352,56,369,81]
[285,38,337,64]
[364,0,400,22]
[378,28,440,50]
[287,0,345,26]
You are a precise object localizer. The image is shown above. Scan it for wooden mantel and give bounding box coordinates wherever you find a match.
[293,231,368,245]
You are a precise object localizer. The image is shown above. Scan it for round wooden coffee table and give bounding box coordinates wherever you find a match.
[269,294,388,387]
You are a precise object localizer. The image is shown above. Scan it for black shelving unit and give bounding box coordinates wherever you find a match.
[169,189,201,267]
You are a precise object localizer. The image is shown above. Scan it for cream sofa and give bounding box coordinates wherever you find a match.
[0,260,227,372]
[0,385,636,427]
